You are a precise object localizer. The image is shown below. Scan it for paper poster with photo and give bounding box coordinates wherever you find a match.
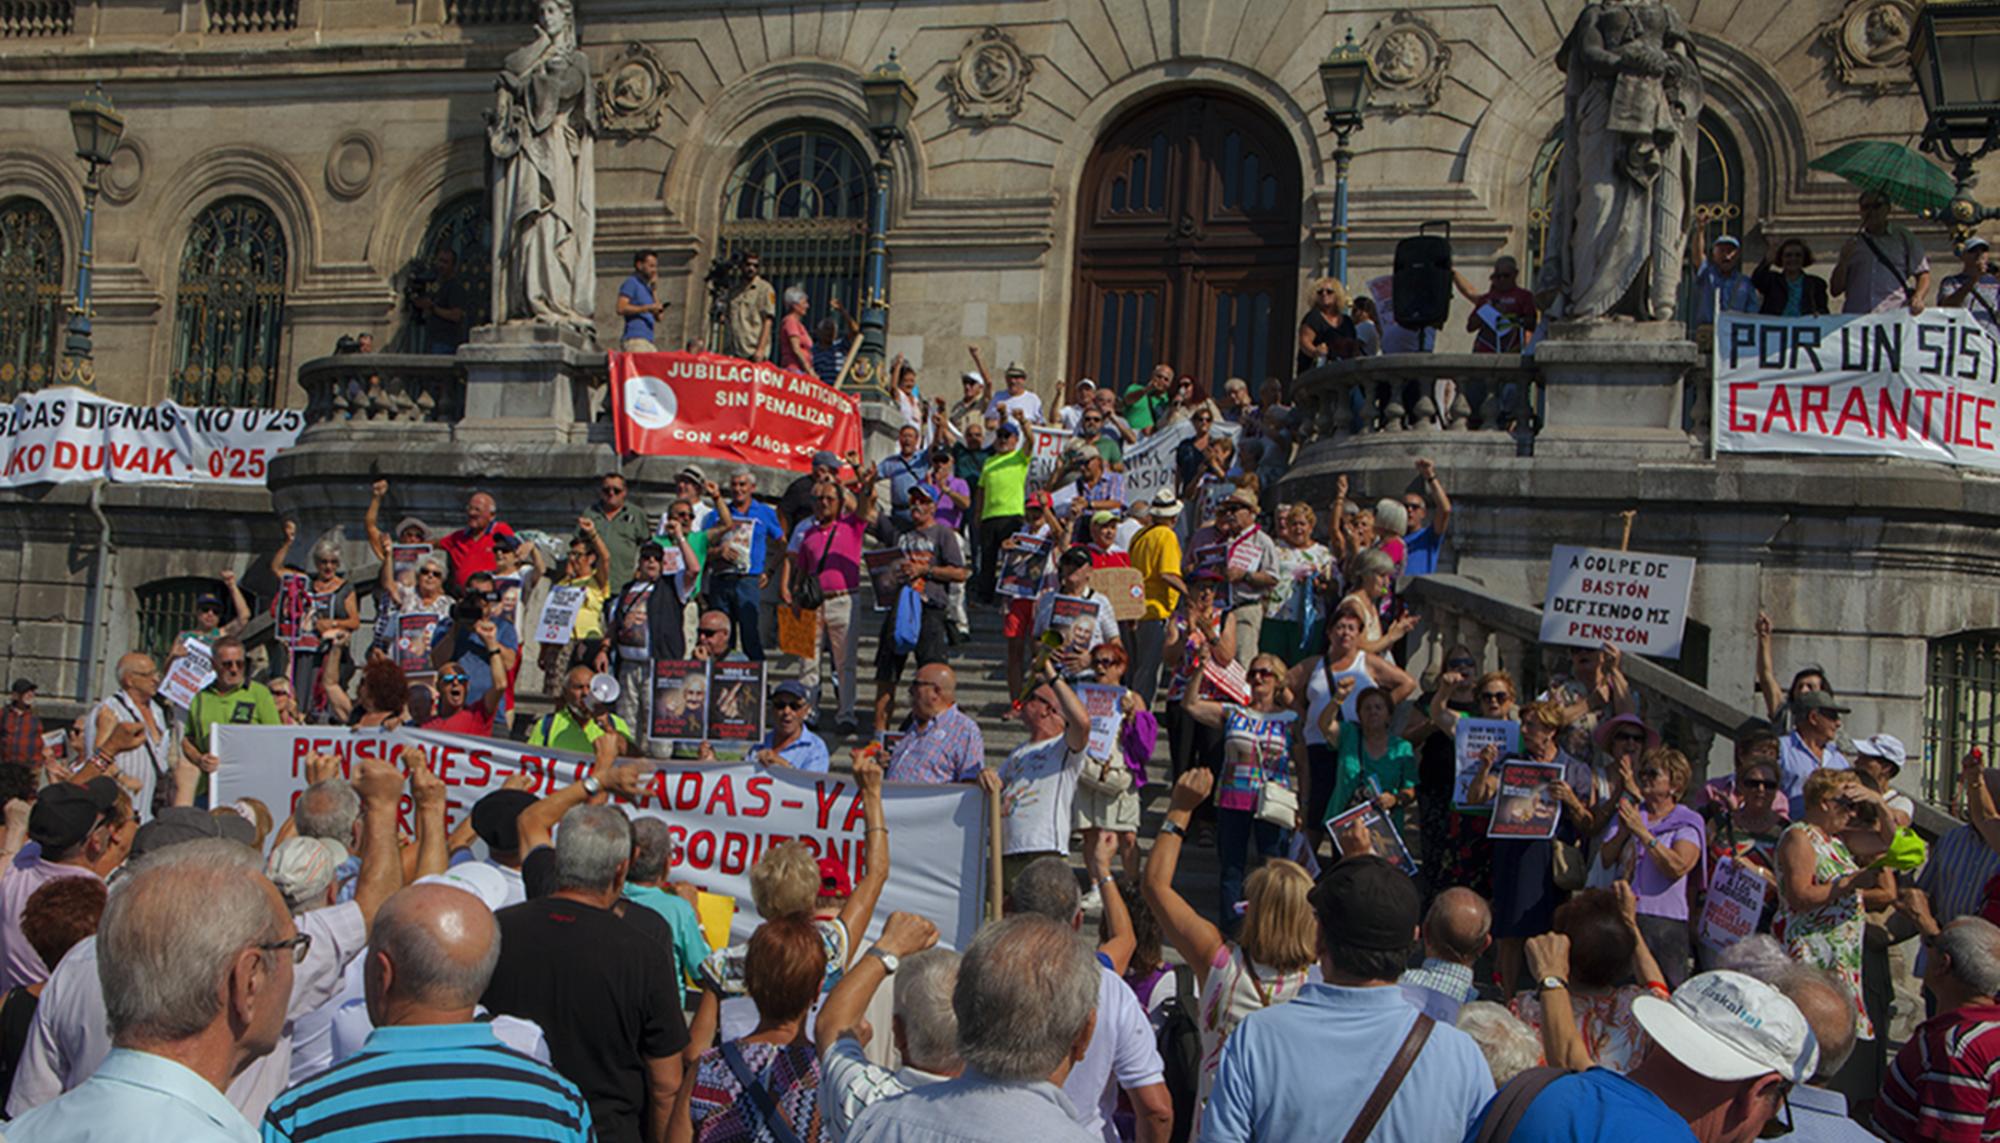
[707,661,765,745]
[1326,799,1418,877]
[159,637,215,709]
[863,548,904,611]
[1453,718,1521,809]
[1697,857,1771,952]
[274,573,309,648]
[1487,760,1565,840]
[535,584,586,645]
[493,575,524,629]
[1075,683,1125,760]
[995,533,1053,600]
[395,613,437,678]
[651,660,709,743]
[1048,595,1101,643]
[391,544,429,590]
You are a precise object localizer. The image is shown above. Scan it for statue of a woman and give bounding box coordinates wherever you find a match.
[1535,0,1702,322]
[488,0,596,331]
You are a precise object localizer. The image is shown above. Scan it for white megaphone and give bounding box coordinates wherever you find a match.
[589,673,622,707]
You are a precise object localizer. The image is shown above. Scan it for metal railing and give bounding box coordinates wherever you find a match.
[1292,354,1539,443]
[297,354,465,428]
[1925,631,2000,811]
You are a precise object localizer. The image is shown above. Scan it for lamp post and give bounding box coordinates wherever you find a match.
[1318,29,1373,283]
[850,49,915,402]
[57,83,125,388]
[1909,1,2000,239]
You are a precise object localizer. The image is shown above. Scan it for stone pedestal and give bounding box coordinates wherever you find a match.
[458,323,605,444]
[1533,321,1702,457]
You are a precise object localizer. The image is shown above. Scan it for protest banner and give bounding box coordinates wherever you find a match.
[1119,417,1238,505]
[1539,545,1696,657]
[1714,307,2000,472]
[609,351,863,473]
[395,614,437,678]
[1326,799,1417,876]
[707,661,765,747]
[1092,567,1147,621]
[159,638,214,709]
[1452,718,1520,809]
[390,544,429,590]
[1487,761,1564,839]
[1028,425,1071,486]
[0,387,304,489]
[651,660,708,742]
[535,584,586,645]
[1075,683,1124,760]
[1697,857,1770,952]
[209,723,988,948]
[995,534,1052,600]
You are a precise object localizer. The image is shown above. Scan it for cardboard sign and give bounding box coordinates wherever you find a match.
[535,584,587,645]
[1698,856,1771,951]
[1539,545,1696,657]
[609,351,863,473]
[1028,426,1072,486]
[1453,718,1521,809]
[651,660,709,742]
[1487,760,1565,839]
[1092,566,1147,621]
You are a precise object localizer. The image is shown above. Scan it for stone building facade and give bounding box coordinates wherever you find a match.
[1,0,1994,789]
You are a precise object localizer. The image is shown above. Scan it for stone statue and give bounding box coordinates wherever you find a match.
[1536,0,1703,322]
[487,0,596,332]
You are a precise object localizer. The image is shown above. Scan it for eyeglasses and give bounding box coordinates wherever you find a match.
[1090,657,1120,669]
[440,674,469,684]
[1759,1083,1795,1139]
[1478,691,1510,702]
[217,658,247,670]
[1739,777,1779,791]
[1613,732,1648,745]
[257,932,313,965]
[698,628,728,638]
[419,569,443,579]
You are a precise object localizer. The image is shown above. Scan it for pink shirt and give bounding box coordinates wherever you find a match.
[790,514,866,595]
[0,851,99,989]
[779,314,814,373]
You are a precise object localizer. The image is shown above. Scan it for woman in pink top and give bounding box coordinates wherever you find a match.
[778,286,814,372]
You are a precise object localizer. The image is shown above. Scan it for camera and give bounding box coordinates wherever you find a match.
[403,266,438,313]
[704,250,757,321]
[451,597,485,626]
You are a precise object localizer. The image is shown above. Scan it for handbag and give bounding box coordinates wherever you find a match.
[1078,753,1135,797]
[1255,781,1299,829]
[793,521,839,611]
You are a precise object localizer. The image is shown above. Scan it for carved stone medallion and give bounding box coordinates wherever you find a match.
[948,26,1032,123]
[1362,10,1451,112]
[1823,0,1915,92]
[596,41,672,137]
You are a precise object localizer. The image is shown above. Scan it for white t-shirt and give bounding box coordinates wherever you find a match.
[1064,963,1168,1143]
[1032,589,1119,651]
[1114,518,1144,551]
[997,734,1088,855]
[989,390,1045,425]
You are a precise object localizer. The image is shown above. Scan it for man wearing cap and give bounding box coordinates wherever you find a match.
[598,529,701,755]
[1188,487,1279,668]
[1,677,43,770]
[1081,510,1132,567]
[1128,491,1186,705]
[1203,856,1494,1141]
[0,777,128,990]
[436,491,516,595]
[1876,904,2000,1141]
[1057,377,1097,432]
[1464,255,1542,352]
[778,450,843,533]
[168,572,252,671]
[1833,191,1932,315]
[975,408,1032,605]
[1470,969,1817,1143]
[1778,691,1850,804]
[757,680,830,773]
[713,469,786,662]
[1691,236,1759,328]
[1940,235,2000,337]
[972,347,1043,425]
[671,465,721,533]
[866,478,968,731]
[586,471,654,585]
[1849,733,1913,830]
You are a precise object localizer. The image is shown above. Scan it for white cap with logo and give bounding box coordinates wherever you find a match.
[1632,970,1819,1085]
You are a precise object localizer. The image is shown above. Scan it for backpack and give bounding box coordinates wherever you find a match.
[1154,964,1202,1143]
[891,584,923,654]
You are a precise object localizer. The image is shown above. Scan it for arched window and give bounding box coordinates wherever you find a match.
[173,196,288,408]
[1524,111,1745,285]
[399,192,491,350]
[0,197,65,399]
[711,126,870,357]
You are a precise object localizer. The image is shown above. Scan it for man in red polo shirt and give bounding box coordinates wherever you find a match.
[437,490,516,593]
[1877,897,2000,1141]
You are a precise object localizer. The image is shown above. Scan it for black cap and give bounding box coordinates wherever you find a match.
[638,541,666,562]
[130,806,257,859]
[8,678,35,696]
[492,531,520,554]
[471,789,538,852]
[195,594,225,611]
[28,778,120,852]
[1307,856,1421,952]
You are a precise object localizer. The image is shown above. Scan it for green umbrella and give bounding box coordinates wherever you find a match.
[1808,141,1958,216]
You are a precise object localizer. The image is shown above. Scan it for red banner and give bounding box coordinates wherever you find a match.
[609,351,864,473]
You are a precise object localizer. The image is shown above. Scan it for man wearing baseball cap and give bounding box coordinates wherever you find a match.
[1473,969,1817,1141]
[1778,690,1851,803]
[1,678,42,770]
[1692,235,1758,327]
[0,777,127,990]
[974,410,1032,604]
[1940,234,1999,338]
[1849,733,1914,830]
[866,480,968,731]
[756,680,829,773]
[1203,856,1494,1141]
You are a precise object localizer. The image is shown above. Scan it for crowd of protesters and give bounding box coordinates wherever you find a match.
[2,315,1998,1143]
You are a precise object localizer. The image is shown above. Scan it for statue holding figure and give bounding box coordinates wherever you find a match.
[488,0,597,332]
[1535,0,1703,322]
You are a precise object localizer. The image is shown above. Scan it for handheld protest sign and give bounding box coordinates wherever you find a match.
[1092,567,1147,621]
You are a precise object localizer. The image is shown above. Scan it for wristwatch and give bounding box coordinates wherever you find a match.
[1160,820,1186,838]
[580,775,603,798]
[1539,975,1568,992]
[867,947,901,975]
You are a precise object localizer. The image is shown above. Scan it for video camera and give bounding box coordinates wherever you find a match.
[403,265,438,314]
[704,249,758,320]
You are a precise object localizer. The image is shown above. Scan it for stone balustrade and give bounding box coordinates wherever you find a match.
[1292,353,1539,444]
[297,354,465,429]
[206,0,296,32]
[0,0,71,36]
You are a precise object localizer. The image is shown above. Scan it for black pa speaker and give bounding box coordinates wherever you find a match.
[1393,220,1454,329]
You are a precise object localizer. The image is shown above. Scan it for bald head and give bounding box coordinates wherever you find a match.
[1423,888,1493,966]
[365,883,500,1024]
[1769,965,1855,1082]
[914,663,957,717]
[117,652,157,689]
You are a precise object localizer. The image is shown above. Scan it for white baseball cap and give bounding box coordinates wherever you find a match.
[1851,733,1907,772]
[415,864,514,912]
[1631,970,1819,1085]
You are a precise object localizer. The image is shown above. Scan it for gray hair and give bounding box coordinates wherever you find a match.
[1767,964,1855,1082]
[1006,856,1080,924]
[295,780,360,849]
[1716,934,1795,979]
[783,285,808,308]
[1457,1001,1541,1086]
[1350,548,1395,581]
[309,538,344,568]
[1939,917,2000,996]
[955,915,1099,1082]
[895,948,963,1072]
[628,817,673,884]
[551,804,632,893]
[1372,499,1408,538]
[371,884,501,1009]
[99,839,281,1043]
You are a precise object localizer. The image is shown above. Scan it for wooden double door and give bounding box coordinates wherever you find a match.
[1069,91,1304,394]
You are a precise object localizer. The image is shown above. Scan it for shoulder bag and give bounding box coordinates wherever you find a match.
[1339,1012,1435,1143]
[793,521,839,611]
[1470,1065,1568,1143]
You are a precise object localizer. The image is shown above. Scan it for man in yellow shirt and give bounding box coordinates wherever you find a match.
[526,665,633,754]
[1127,489,1187,705]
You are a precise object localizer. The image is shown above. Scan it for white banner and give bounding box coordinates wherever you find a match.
[211,724,989,948]
[1539,545,1696,657]
[1119,417,1239,507]
[0,388,304,488]
[1714,308,2000,469]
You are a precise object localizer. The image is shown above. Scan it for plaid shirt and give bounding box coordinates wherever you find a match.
[885,704,985,785]
[0,705,41,768]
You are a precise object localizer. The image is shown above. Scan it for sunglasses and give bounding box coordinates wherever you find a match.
[772,696,805,710]
[670,512,694,521]
[1739,777,1778,791]
[1613,732,1648,745]
[1479,691,1510,702]
[440,674,469,684]
[698,628,728,638]
[1247,667,1276,680]
[1090,657,1119,669]
[601,485,626,494]
[269,688,292,699]
[1402,501,1426,511]
[1447,658,1478,670]
[419,569,443,578]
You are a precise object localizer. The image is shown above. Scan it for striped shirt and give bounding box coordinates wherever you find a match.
[262,1022,592,1143]
[1874,1003,2000,1142]
[1921,826,2000,931]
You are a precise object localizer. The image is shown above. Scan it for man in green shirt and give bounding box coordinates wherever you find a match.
[1118,363,1174,435]
[181,635,279,773]
[975,414,1030,604]
[527,665,634,755]
[584,471,655,585]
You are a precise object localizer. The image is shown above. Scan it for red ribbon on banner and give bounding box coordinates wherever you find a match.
[609,351,864,473]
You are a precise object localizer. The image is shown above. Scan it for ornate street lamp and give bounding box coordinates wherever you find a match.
[57,84,124,387]
[1318,29,1373,283]
[1910,1,2000,238]
[849,49,915,401]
